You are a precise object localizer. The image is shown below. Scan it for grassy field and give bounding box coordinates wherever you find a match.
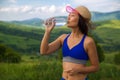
[0,55,62,80]
[0,53,120,80]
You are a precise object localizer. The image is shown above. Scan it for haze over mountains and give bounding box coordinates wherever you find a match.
[92,11,120,21]
[3,11,120,26]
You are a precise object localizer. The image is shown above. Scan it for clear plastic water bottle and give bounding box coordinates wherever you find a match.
[44,17,67,27]
[54,17,67,27]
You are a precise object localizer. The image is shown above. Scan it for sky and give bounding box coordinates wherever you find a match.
[0,0,120,21]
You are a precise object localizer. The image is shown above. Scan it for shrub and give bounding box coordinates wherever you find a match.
[114,52,120,65]
[4,51,21,63]
[0,55,2,62]
[0,44,21,63]
[0,44,6,56]
[96,44,105,63]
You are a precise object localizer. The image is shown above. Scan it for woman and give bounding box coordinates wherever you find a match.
[40,5,99,80]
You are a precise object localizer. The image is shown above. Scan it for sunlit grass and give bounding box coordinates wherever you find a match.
[0,53,120,80]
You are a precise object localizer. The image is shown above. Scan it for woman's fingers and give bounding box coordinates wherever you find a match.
[64,69,72,73]
[64,68,78,76]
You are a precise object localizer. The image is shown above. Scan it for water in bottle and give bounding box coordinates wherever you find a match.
[54,17,67,27]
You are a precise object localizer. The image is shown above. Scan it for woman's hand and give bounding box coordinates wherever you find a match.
[44,17,56,33]
[64,66,85,76]
[64,68,80,76]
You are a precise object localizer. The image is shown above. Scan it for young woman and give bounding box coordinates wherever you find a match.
[40,5,99,80]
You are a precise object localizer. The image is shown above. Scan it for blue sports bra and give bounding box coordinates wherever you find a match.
[62,34,89,64]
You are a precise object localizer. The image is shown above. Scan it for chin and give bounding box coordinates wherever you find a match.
[67,24,72,28]
[67,25,74,28]
[67,25,72,28]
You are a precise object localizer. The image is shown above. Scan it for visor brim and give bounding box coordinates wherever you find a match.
[66,6,79,14]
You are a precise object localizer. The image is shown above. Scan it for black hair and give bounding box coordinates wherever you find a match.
[78,14,88,35]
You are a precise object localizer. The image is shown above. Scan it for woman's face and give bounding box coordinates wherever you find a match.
[67,12,79,28]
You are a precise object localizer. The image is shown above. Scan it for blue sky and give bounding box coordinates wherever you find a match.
[0,0,120,21]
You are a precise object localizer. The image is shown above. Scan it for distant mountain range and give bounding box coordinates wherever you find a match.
[91,11,120,21]
[11,18,44,26]
[7,11,120,26]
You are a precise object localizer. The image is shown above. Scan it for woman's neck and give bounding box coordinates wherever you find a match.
[70,27,83,38]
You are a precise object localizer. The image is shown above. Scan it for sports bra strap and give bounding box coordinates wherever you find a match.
[81,35,86,44]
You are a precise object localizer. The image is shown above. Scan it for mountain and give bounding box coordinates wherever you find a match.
[91,11,120,22]
[8,11,120,26]
[11,18,44,26]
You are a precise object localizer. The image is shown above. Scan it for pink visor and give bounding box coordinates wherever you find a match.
[66,6,79,14]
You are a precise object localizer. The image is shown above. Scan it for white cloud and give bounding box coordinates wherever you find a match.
[20,6,32,13]
[0,4,67,20]
[41,6,47,11]
[49,5,56,13]
[105,2,120,12]
[0,7,19,12]
[29,5,66,16]
[0,5,32,13]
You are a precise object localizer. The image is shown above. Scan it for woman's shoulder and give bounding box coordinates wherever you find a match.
[58,34,69,43]
[85,35,95,45]
[59,34,69,40]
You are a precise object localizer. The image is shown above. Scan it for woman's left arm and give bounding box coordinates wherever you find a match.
[81,36,99,73]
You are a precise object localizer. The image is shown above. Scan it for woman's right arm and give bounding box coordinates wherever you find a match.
[40,31,62,55]
[40,18,63,55]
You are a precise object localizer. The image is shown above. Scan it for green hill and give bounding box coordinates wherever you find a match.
[92,11,120,21]
[0,21,70,54]
[93,20,120,52]
[11,18,44,27]
[0,21,43,53]
[0,20,120,54]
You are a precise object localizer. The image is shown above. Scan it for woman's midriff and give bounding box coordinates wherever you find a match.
[62,62,87,80]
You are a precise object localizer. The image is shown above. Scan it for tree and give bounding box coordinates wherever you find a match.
[114,52,120,65]
[96,44,105,63]
[0,44,6,56]
[0,44,21,63]
[0,44,6,62]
